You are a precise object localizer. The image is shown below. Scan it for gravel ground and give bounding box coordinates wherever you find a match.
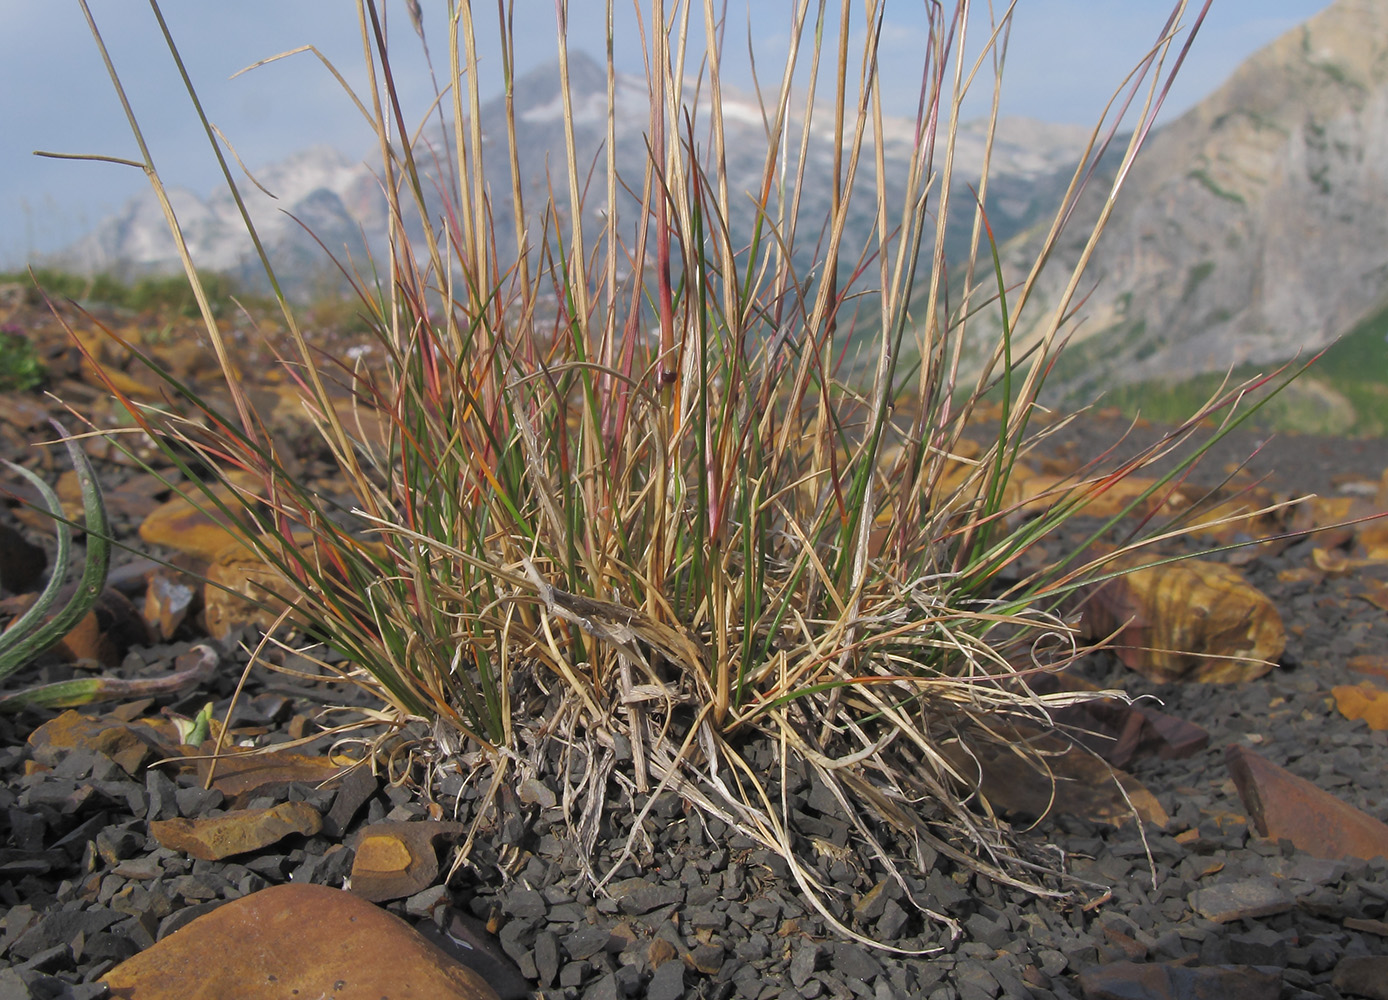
[3,412,1388,1000]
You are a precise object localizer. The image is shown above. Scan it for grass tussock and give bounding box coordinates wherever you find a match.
[49,0,1269,941]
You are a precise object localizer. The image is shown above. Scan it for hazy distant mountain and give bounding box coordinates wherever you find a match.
[56,52,1092,304]
[993,0,1388,403]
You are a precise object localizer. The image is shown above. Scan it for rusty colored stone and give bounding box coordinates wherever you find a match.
[27,710,176,776]
[201,542,294,641]
[1332,682,1388,730]
[349,821,466,902]
[138,483,249,561]
[196,749,356,805]
[1357,578,1388,613]
[1313,546,1352,574]
[150,802,322,861]
[57,587,150,667]
[1333,956,1388,1000]
[647,937,678,968]
[142,569,197,642]
[1079,961,1280,1000]
[939,723,1169,828]
[1349,654,1388,681]
[1082,556,1285,683]
[100,883,499,1000]
[1032,672,1210,768]
[1227,744,1388,863]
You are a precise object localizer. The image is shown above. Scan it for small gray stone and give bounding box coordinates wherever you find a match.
[833,941,883,983]
[876,899,910,940]
[965,913,1010,950]
[174,784,224,817]
[156,900,224,941]
[583,972,621,1000]
[609,877,683,916]
[321,765,377,838]
[1228,926,1290,966]
[504,888,548,919]
[534,929,560,986]
[95,826,145,864]
[0,967,27,1000]
[1188,878,1295,923]
[564,923,612,961]
[687,906,726,931]
[790,941,823,987]
[404,884,449,919]
[145,768,179,821]
[648,958,685,1000]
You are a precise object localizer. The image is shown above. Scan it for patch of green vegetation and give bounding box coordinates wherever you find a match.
[1096,304,1388,438]
[1181,261,1216,303]
[2,268,244,318]
[1098,368,1357,437]
[1317,59,1356,89]
[0,330,46,392]
[1187,169,1246,205]
[1311,298,1388,384]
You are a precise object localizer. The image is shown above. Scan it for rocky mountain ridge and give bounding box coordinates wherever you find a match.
[998,0,1388,408]
[56,51,1091,303]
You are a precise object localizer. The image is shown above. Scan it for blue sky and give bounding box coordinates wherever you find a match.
[0,1,1334,268]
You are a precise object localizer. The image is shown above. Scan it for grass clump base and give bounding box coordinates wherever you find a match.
[45,0,1271,947]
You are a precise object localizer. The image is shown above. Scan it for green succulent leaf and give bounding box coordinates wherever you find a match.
[0,427,111,681]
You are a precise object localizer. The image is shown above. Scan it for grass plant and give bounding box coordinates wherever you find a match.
[50,0,1274,941]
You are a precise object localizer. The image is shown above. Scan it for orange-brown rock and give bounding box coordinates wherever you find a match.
[1358,578,1388,613]
[58,587,151,667]
[100,883,499,1000]
[27,710,178,776]
[1033,671,1210,767]
[349,821,466,902]
[149,802,322,861]
[1334,956,1388,1000]
[142,569,197,642]
[0,585,149,667]
[196,749,356,804]
[939,724,1169,828]
[1333,682,1388,730]
[1227,744,1388,863]
[138,484,248,561]
[1290,495,1359,550]
[1349,654,1388,682]
[1082,556,1284,683]
[201,541,297,641]
[1359,511,1388,561]
[1080,961,1280,1000]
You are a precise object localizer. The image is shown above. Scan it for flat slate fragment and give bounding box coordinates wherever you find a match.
[608,876,683,915]
[1187,878,1295,923]
[149,802,322,861]
[1079,961,1280,1000]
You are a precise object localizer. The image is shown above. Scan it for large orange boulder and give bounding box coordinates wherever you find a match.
[101,883,499,1000]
